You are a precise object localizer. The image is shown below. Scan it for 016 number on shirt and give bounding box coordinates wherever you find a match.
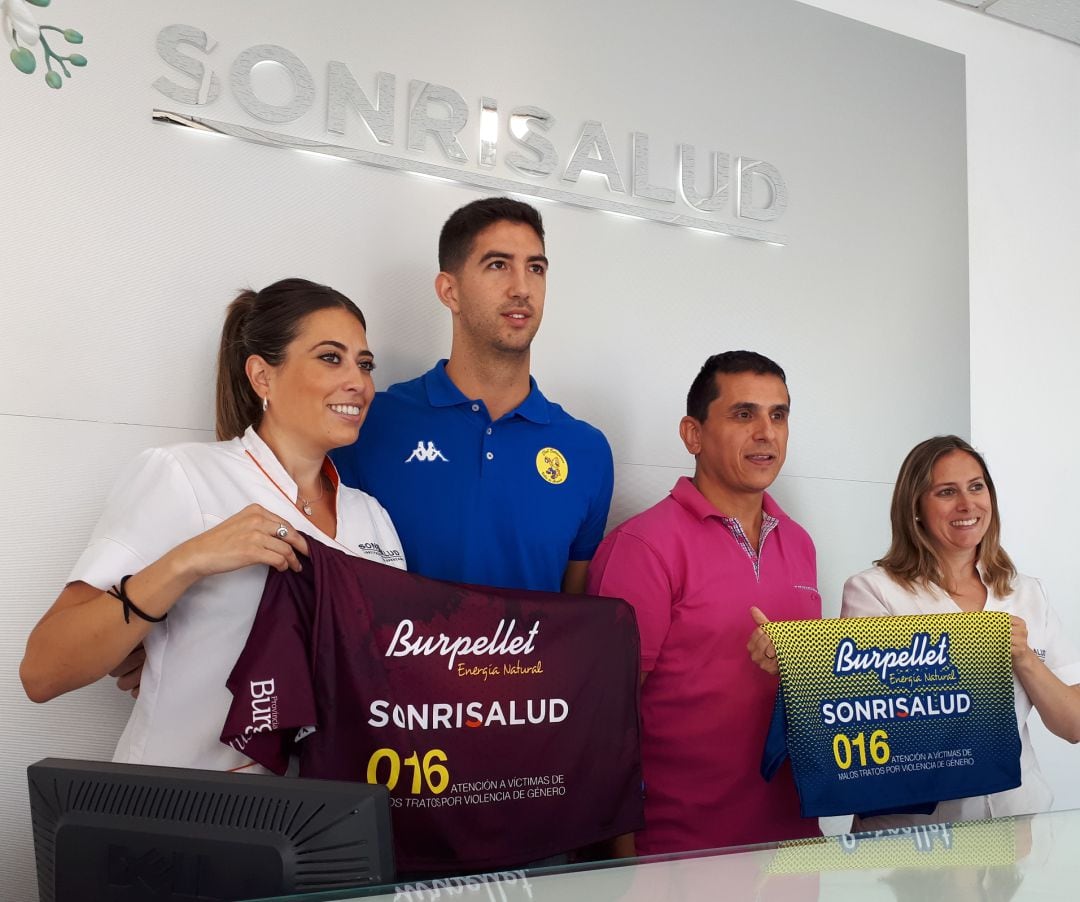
[833,730,891,770]
[367,747,450,794]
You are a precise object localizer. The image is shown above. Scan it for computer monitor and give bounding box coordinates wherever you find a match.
[27,758,395,902]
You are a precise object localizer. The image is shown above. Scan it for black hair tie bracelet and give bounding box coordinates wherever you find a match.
[107,575,168,625]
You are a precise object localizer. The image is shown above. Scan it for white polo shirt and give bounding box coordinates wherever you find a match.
[69,427,405,771]
[842,565,1080,826]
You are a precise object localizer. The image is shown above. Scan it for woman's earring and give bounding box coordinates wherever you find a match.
[262,396,269,413]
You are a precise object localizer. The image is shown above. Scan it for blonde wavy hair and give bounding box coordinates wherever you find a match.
[876,435,1016,597]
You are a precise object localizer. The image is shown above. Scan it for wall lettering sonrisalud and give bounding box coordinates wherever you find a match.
[152,24,788,243]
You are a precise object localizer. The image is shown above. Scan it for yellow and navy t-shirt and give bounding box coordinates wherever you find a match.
[761,613,1021,817]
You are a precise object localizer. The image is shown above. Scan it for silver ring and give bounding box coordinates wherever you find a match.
[276,524,289,539]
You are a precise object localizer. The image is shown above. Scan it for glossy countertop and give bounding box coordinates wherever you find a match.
[254,809,1080,901]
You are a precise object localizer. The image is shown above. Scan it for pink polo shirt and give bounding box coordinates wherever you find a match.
[587,477,821,855]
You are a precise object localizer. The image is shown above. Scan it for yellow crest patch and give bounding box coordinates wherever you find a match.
[536,447,568,485]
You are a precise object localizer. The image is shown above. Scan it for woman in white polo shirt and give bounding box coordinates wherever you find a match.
[842,435,1080,827]
[20,278,405,770]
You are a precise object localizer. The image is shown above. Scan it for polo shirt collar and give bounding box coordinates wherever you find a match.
[421,360,551,424]
[974,559,999,602]
[670,475,787,524]
[239,426,341,499]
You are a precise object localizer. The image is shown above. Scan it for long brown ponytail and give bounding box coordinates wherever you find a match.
[214,279,367,440]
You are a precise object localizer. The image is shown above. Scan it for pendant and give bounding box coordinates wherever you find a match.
[302,501,313,516]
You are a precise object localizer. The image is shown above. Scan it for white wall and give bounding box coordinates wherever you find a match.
[799,0,1080,809]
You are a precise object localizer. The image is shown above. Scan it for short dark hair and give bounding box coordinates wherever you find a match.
[685,351,787,421]
[438,197,545,273]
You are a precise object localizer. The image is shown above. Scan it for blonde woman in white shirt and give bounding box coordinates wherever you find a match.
[843,435,1080,827]
[21,278,404,770]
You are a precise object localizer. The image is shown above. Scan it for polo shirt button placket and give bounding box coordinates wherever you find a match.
[473,402,496,470]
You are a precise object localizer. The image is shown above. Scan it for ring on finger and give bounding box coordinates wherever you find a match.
[276,524,289,539]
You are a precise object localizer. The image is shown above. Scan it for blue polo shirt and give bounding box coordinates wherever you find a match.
[331,361,614,591]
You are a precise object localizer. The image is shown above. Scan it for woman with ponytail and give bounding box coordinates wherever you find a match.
[20,278,404,771]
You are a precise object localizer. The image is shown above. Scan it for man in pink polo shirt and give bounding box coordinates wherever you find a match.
[587,350,821,855]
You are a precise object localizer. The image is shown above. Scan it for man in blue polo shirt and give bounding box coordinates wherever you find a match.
[332,197,613,593]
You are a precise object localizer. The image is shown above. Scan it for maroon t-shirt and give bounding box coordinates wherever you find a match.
[221,538,644,872]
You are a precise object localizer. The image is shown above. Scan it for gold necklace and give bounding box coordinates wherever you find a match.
[244,450,373,558]
[297,475,327,516]
[246,450,327,519]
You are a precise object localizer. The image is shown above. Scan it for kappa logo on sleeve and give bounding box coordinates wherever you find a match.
[405,440,449,463]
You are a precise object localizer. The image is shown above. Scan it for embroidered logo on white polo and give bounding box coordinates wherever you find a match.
[405,441,449,463]
[357,542,405,564]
